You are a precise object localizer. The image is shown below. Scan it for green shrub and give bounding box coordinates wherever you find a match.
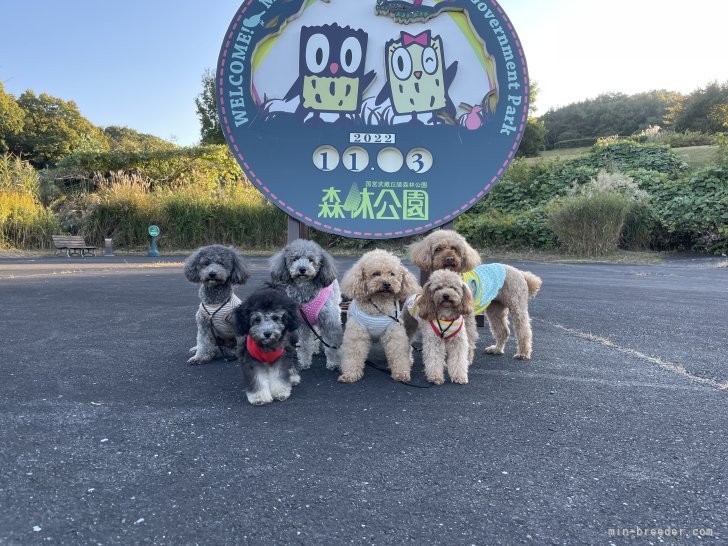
[548,191,631,255]
[457,206,557,249]
[654,130,716,148]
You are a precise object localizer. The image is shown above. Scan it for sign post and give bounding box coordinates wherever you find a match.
[217,0,528,239]
[148,225,160,257]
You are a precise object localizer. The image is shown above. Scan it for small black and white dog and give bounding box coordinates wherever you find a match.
[232,285,301,405]
[185,245,251,364]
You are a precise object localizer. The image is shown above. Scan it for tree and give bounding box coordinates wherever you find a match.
[103,126,177,152]
[13,91,108,167]
[195,69,226,145]
[517,82,545,157]
[0,83,24,153]
[672,81,728,133]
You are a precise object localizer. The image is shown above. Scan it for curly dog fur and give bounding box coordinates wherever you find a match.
[232,285,301,405]
[270,239,343,371]
[407,270,474,385]
[338,249,420,384]
[184,245,251,365]
[409,230,542,360]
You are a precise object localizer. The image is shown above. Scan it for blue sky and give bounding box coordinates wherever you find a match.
[1,0,725,145]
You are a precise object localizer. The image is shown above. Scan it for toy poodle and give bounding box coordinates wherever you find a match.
[270,239,343,371]
[184,244,251,365]
[232,285,301,405]
[404,270,475,384]
[409,230,542,360]
[337,249,420,384]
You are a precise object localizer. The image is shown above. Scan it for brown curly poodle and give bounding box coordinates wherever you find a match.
[338,249,421,383]
[409,230,542,360]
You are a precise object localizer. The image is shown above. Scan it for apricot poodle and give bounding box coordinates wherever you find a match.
[338,249,420,384]
[409,230,542,360]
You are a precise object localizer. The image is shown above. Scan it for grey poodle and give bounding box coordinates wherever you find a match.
[184,245,251,365]
[270,239,343,371]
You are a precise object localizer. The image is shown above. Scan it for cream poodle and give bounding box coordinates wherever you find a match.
[338,249,420,384]
[405,270,474,385]
[409,230,542,360]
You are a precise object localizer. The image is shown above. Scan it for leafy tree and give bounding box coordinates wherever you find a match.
[103,126,176,152]
[12,91,108,167]
[517,82,546,157]
[195,69,226,145]
[672,81,728,133]
[0,83,24,153]
[541,90,682,149]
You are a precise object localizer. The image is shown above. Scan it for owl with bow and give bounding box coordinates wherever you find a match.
[376,30,458,124]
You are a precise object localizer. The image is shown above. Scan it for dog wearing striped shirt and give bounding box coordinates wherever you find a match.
[184,245,251,365]
[404,270,474,385]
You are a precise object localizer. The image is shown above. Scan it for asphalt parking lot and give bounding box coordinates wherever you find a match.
[1,255,726,545]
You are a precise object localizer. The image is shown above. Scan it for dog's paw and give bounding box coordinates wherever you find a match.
[290,371,301,387]
[450,374,469,385]
[325,361,340,372]
[270,384,292,401]
[391,372,411,383]
[467,349,475,366]
[485,345,505,355]
[337,373,363,384]
[189,346,197,353]
[513,353,531,361]
[187,354,212,365]
[298,362,312,370]
[246,390,274,405]
[426,375,445,385]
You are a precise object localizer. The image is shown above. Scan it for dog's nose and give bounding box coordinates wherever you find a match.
[383,282,391,291]
[445,256,454,265]
[263,331,272,339]
[443,293,450,300]
[298,267,307,274]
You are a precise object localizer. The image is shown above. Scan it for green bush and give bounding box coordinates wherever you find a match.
[548,191,631,255]
[653,130,716,148]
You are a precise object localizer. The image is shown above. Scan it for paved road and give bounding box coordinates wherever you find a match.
[1,255,726,545]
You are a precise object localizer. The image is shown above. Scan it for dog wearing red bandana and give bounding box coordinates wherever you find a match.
[232,285,301,405]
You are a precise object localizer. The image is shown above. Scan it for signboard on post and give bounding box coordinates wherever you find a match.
[217,0,528,239]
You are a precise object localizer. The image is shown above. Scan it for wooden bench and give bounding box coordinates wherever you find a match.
[52,235,96,257]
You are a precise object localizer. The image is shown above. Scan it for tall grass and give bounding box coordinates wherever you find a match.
[0,154,60,249]
[81,174,286,249]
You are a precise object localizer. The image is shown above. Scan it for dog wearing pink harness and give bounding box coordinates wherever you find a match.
[270,239,343,371]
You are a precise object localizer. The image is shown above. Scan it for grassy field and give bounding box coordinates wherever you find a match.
[528,145,720,170]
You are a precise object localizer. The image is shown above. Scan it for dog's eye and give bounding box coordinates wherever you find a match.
[390,272,396,276]
[252,316,261,324]
[271,314,280,321]
[372,271,381,277]
[435,247,442,253]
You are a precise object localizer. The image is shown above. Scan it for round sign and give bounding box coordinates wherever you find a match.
[148,225,160,237]
[217,0,528,238]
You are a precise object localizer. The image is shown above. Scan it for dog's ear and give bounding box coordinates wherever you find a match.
[313,249,338,287]
[340,259,367,301]
[283,299,301,333]
[416,282,436,320]
[184,248,202,282]
[458,280,475,316]
[397,265,421,301]
[408,238,433,271]
[230,248,251,285]
[231,301,251,336]
[459,237,482,271]
[269,250,292,283]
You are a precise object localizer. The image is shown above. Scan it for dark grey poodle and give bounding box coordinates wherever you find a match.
[232,285,301,405]
[184,245,251,365]
[270,239,343,371]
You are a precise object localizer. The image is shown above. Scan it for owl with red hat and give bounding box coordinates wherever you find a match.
[376,30,458,124]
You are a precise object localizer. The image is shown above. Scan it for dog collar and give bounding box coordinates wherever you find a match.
[246,336,284,364]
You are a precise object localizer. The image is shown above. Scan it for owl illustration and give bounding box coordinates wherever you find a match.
[284,24,375,124]
[376,31,458,124]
